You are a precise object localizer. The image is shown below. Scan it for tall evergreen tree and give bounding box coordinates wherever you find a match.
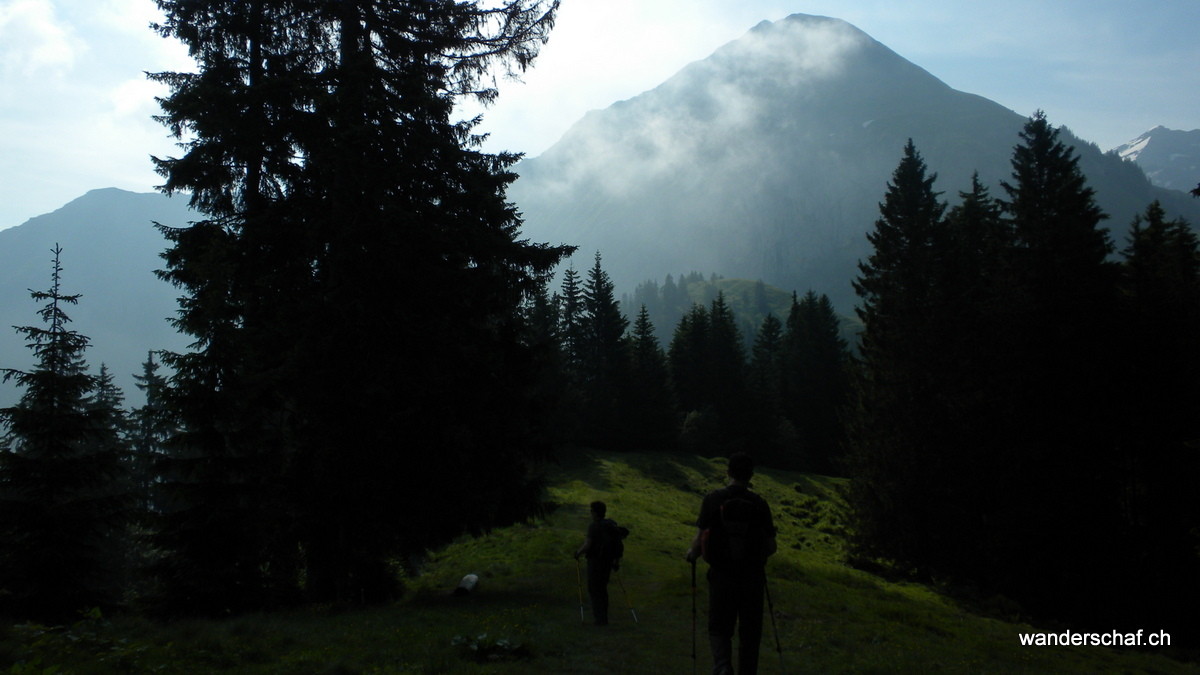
[558,265,586,377]
[578,253,629,447]
[847,140,950,569]
[667,294,746,454]
[781,291,849,474]
[130,352,173,513]
[0,247,129,620]
[1115,202,1200,629]
[997,111,1121,618]
[748,313,784,421]
[623,306,676,451]
[746,313,788,464]
[706,292,747,444]
[149,0,319,613]
[87,364,132,464]
[150,0,567,608]
[668,303,711,417]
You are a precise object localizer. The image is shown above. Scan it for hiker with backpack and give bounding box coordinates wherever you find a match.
[574,501,628,626]
[685,453,777,675]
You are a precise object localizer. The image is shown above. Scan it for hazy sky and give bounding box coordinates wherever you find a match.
[1,0,1197,230]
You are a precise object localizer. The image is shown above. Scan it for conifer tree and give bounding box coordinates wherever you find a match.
[150,0,567,607]
[0,247,129,620]
[579,253,629,447]
[1115,202,1200,628]
[623,306,676,450]
[782,291,849,474]
[149,0,318,613]
[667,294,746,454]
[88,365,132,462]
[749,313,784,421]
[847,140,950,569]
[946,173,1011,290]
[130,352,172,513]
[746,313,787,464]
[706,292,747,438]
[558,265,586,377]
[997,112,1121,617]
[668,303,711,416]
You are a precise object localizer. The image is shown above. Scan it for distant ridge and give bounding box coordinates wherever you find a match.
[0,188,194,406]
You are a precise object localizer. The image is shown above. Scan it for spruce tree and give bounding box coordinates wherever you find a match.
[781,291,849,474]
[997,112,1121,618]
[1116,202,1200,629]
[706,292,747,446]
[558,265,586,377]
[0,247,129,620]
[747,313,787,464]
[667,294,746,454]
[748,313,784,421]
[149,0,317,613]
[668,304,711,417]
[150,0,567,607]
[624,306,676,451]
[847,140,949,570]
[130,352,172,513]
[579,253,629,448]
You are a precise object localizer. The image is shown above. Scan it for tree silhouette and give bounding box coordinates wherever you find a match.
[781,291,849,474]
[847,140,949,569]
[0,247,129,620]
[623,305,676,450]
[150,0,567,608]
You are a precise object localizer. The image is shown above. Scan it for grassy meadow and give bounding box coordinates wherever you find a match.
[1,450,1194,673]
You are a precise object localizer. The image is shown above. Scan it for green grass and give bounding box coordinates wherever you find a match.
[1,450,1195,674]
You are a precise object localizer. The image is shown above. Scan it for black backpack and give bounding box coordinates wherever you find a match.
[600,518,630,564]
[700,490,767,567]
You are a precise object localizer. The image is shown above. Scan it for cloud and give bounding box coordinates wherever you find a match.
[0,0,80,77]
[108,76,163,119]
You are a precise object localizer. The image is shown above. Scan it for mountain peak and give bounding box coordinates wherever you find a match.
[1113,126,1200,191]
[511,16,1200,307]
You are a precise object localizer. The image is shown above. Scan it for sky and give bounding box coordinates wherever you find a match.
[1,0,1198,231]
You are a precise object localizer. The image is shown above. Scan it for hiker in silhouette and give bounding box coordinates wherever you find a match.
[575,500,617,625]
[686,453,777,675]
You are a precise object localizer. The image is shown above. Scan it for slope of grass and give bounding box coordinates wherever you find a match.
[1,450,1194,673]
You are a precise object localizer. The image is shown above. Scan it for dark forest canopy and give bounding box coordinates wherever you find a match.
[847,113,1200,639]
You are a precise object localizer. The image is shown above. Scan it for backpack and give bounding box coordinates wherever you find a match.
[600,518,630,564]
[700,489,767,567]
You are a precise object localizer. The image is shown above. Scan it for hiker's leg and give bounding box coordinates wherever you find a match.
[735,573,766,675]
[587,559,610,625]
[707,568,736,675]
[709,635,734,675]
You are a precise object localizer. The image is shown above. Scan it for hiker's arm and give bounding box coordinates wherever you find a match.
[575,536,591,560]
[685,528,703,563]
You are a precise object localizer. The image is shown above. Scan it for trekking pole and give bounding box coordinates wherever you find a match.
[763,574,785,673]
[690,559,697,675]
[575,558,586,624]
[615,567,638,623]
